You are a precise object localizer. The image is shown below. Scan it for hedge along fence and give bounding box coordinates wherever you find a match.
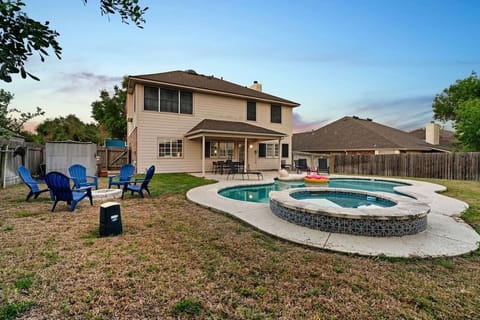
[332,152,480,181]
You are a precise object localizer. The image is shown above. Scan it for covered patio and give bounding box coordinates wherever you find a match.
[185,119,288,177]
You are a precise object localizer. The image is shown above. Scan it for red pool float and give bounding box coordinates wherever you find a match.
[304,174,329,183]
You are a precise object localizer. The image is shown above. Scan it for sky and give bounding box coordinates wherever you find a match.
[3,0,480,133]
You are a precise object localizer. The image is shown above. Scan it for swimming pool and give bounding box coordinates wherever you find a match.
[218,178,411,203]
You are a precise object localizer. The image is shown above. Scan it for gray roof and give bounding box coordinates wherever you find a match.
[293,116,449,152]
[186,119,286,138]
[129,70,299,107]
[0,127,23,139]
[409,128,455,150]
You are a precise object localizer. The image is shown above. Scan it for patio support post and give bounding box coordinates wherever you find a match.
[244,137,248,173]
[201,135,206,177]
[278,138,282,171]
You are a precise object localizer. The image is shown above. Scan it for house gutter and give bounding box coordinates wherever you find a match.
[186,129,286,140]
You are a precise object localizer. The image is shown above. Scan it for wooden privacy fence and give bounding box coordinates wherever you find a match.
[333,152,480,181]
[96,146,128,171]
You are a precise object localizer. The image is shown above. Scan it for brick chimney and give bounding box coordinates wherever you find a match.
[249,81,262,92]
[425,122,440,145]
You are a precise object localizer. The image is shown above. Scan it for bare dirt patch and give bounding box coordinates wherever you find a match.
[1,177,480,319]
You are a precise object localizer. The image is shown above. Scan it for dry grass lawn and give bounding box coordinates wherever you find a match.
[1,174,480,319]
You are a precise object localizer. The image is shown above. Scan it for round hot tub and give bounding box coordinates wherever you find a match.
[269,187,430,237]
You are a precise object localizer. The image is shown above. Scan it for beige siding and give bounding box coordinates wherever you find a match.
[128,84,295,173]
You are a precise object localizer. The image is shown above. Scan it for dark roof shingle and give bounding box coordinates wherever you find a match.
[293,116,448,152]
[409,128,456,150]
[129,70,299,106]
[186,119,286,137]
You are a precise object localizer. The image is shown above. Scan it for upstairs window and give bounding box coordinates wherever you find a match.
[144,86,193,114]
[180,91,193,114]
[144,86,159,111]
[160,88,178,113]
[271,104,282,123]
[247,101,256,121]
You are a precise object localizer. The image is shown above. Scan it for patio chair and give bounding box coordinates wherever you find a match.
[108,164,135,188]
[317,158,330,174]
[121,165,155,199]
[68,164,98,190]
[226,161,240,180]
[294,158,310,173]
[44,171,93,212]
[281,160,291,171]
[17,165,50,201]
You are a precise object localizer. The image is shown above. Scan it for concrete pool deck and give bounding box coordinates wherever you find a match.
[187,172,480,258]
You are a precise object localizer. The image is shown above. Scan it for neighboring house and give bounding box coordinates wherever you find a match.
[292,116,450,169]
[409,123,456,151]
[0,127,25,145]
[125,70,300,175]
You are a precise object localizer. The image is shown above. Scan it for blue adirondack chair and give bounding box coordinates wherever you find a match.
[68,164,98,190]
[108,164,135,188]
[44,171,93,212]
[121,165,155,199]
[17,165,50,201]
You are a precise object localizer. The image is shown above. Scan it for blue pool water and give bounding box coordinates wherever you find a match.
[291,190,396,208]
[218,178,411,203]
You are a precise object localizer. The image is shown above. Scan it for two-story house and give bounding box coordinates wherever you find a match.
[126,70,300,175]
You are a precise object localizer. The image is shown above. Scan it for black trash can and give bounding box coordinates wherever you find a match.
[99,202,123,236]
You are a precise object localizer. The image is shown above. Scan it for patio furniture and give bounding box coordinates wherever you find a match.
[108,163,135,188]
[226,162,263,180]
[121,165,155,199]
[281,160,291,171]
[213,161,223,174]
[294,158,310,173]
[317,158,330,174]
[68,164,98,190]
[44,171,93,212]
[17,165,50,201]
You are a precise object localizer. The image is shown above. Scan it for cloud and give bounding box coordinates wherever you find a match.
[55,72,123,94]
[293,112,331,133]
[353,95,434,114]
[349,95,436,131]
[293,94,440,134]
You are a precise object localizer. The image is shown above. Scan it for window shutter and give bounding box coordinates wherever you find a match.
[281,143,289,157]
[205,141,210,158]
[259,143,266,157]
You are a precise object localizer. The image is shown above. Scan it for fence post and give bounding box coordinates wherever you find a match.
[2,145,8,188]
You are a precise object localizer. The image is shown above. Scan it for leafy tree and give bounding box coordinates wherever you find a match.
[0,88,44,132]
[91,78,127,139]
[454,98,480,151]
[35,114,103,144]
[432,71,480,122]
[0,0,148,82]
[432,72,480,151]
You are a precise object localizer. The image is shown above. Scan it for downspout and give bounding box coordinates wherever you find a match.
[278,138,282,171]
[244,137,247,173]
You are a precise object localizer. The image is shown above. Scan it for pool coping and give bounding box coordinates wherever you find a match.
[187,173,480,258]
